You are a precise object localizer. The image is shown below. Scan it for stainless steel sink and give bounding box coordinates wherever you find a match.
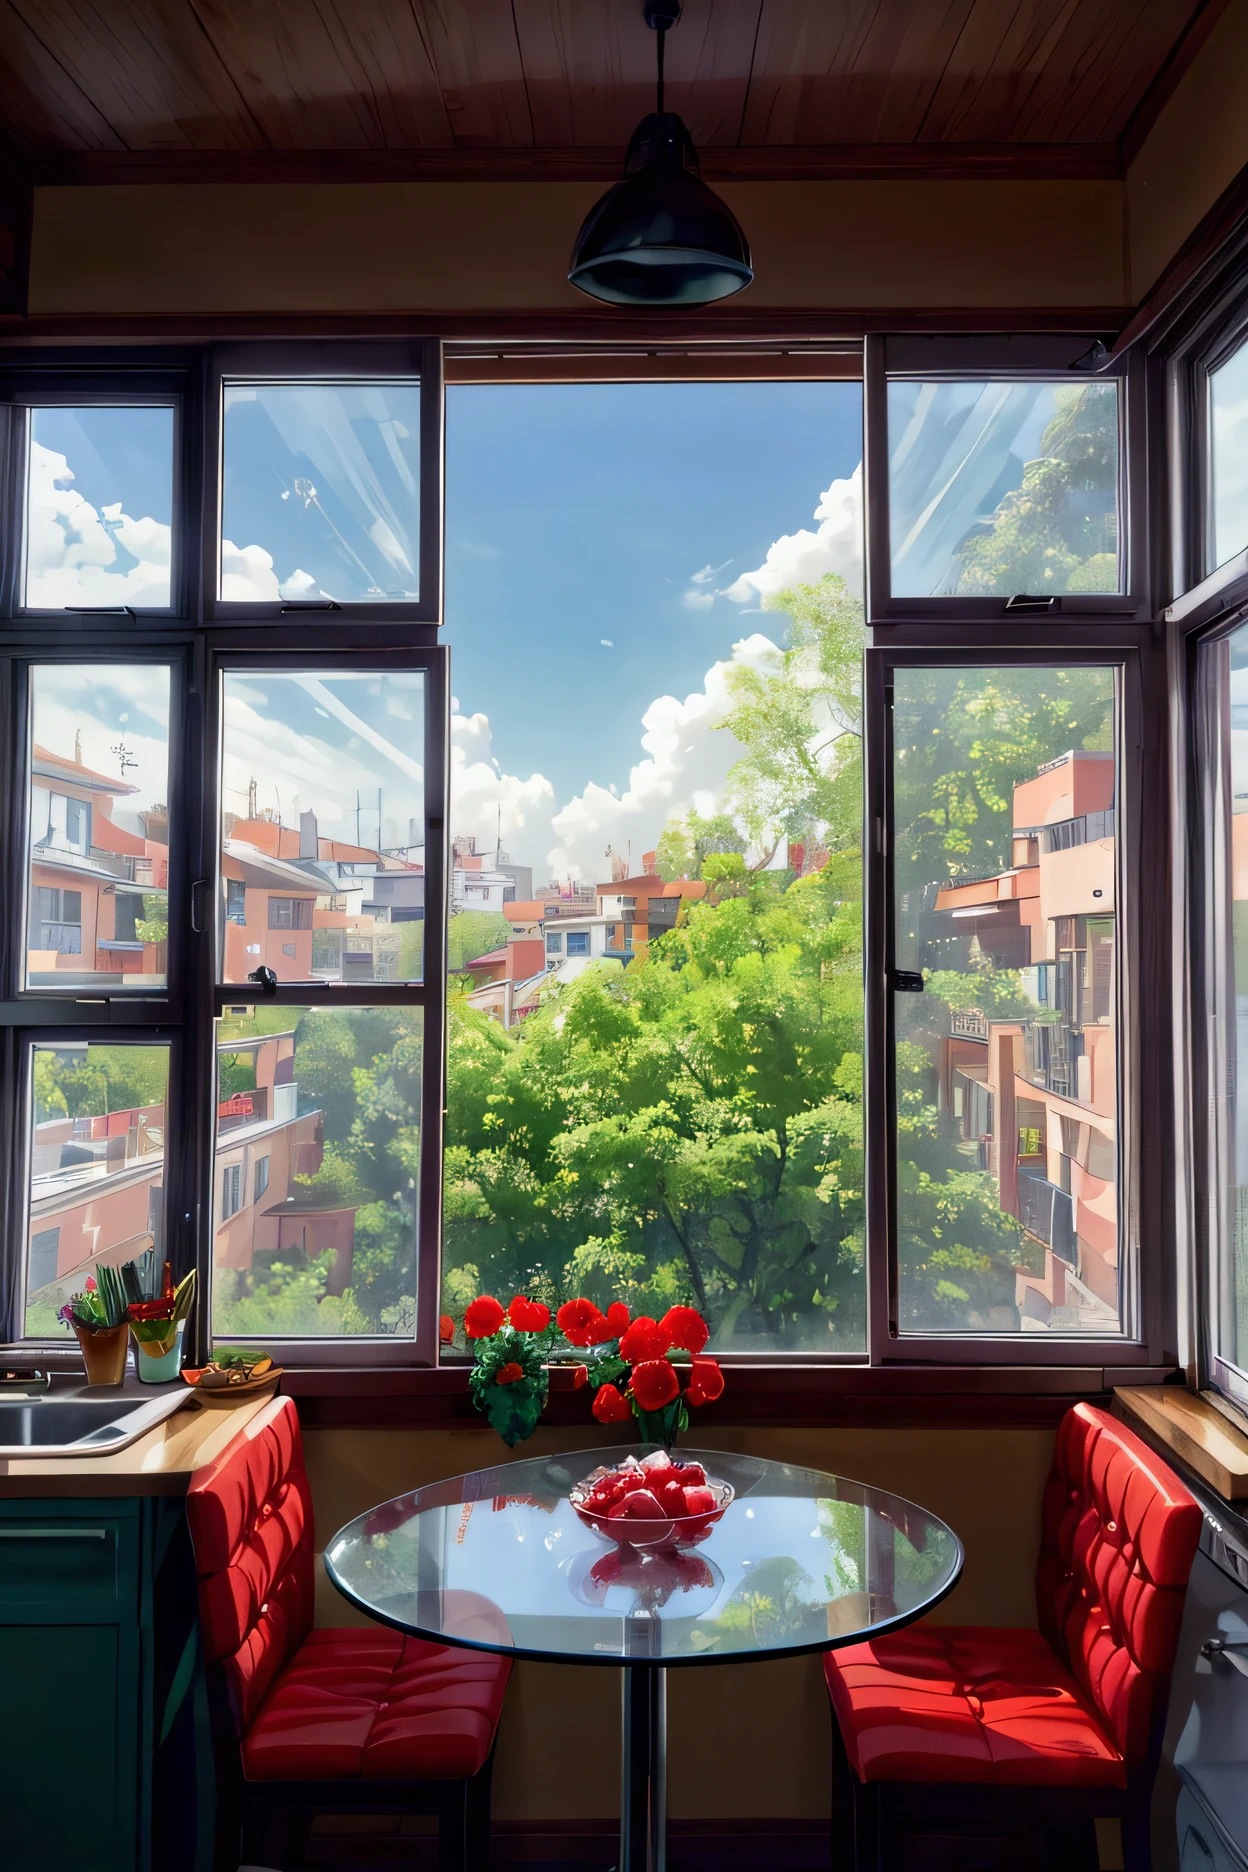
[0,1390,189,1456]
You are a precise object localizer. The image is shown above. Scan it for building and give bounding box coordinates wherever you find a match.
[932,751,1118,1331]
[27,743,169,988]
[463,935,551,1028]
[595,873,707,957]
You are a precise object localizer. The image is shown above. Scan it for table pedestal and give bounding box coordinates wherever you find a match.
[620,1664,666,1872]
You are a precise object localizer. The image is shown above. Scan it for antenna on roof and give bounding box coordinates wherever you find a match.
[247,777,257,820]
[74,729,82,763]
[111,737,136,778]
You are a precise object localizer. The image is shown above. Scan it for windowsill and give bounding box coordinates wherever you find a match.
[1114,1385,1248,1504]
[279,1360,1177,1429]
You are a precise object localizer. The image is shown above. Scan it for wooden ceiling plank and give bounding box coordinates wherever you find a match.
[739,0,881,146]
[185,0,454,149]
[916,0,1083,146]
[512,0,761,150]
[0,0,129,147]
[1119,0,1234,167]
[1006,0,1200,144]
[5,0,269,149]
[414,0,533,148]
[837,0,981,146]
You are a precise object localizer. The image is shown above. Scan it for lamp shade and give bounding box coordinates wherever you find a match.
[568,113,752,307]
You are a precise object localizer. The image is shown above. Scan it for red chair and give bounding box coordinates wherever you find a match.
[185,1395,511,1871]
[825,1403,1201,1872]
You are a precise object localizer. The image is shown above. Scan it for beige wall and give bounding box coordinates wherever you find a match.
[1126,0,1248,301]
[303,1419,1055,1822]
[27,177,1125,318]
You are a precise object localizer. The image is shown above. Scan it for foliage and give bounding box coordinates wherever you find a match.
[466,1322,553,1445]
[135,892,168,945]
[654,811,746,882]
[213,1261,371,1337]
[33,1044,168,1123]
[954,385,1119,596]
[448,910,514,972]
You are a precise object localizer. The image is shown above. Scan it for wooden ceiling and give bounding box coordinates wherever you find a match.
[0,0,1227,184]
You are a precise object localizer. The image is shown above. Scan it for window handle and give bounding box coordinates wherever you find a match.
[248,965,278,994]
[279,600,341,612]
[66,605,137,616]
[892,970,924,992]
[190,878,209,934]
[1004,594,1057,613]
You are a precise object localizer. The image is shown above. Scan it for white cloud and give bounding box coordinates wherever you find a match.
[690,560,730,585]
[681,589,715,611]
[544,633,781,881]
[600,638,614,647]
[724,465,863,606]
[450,709,556,860]
[25,443,172,607]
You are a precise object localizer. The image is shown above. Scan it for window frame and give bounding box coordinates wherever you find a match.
[0,335,1177,1390]
[864,335,1149,627]
[863,628,1168,1369]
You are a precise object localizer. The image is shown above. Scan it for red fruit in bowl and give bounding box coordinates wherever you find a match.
[658,1480,688,1515]
[682,1486,716,1517]
[640,1459,681,1492]
[609,1489,666,1521]
[673,1460,706,1487]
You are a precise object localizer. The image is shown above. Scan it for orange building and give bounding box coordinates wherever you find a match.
[933,751,1118,1331]
[595,872,707,956]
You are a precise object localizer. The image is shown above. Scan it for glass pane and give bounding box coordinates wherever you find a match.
[220,380,421,603]
[443,381,867,1353]
[211,1006,422,1339]
[887,381,1120,598]
[25,406,174,608]
[25,1041,169,1338]
[1212,624,1248,1374]
[27,664,171,990]
[1210,343,1248,570]
[219,670,424,985]
[891,666,1122,1336]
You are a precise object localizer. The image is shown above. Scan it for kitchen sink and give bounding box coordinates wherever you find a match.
[0,1391,189,1456]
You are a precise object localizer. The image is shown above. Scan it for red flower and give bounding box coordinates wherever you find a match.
[509,1295,552,1333]
[592,1382,633,1424]
[464,1295,506,1338]
[629,1358,679,1412]
[495,1362,525,1386]
[685,1356,724,1407]
[660,1305,709,1355]
[572,1364,589,1389]
[439,1314,455,1344]
[604,1300,631,1337]
[619,1316,670,1364]
[85,1276,97,1293]
[557,1297,610,1347]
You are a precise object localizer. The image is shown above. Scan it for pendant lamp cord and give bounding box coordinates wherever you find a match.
[656,21,666,113]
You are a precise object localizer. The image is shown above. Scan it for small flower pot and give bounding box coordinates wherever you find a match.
[131,1321,185,1384]
[73,1321,129,1387]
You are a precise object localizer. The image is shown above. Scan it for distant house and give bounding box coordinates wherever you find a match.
[28,743,169,987]
[595,872,707,956]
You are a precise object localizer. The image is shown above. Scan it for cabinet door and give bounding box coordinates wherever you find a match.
[0,1623,136,1872]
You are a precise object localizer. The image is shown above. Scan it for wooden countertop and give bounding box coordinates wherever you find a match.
[1115,1385,1248,1504]
[0,1384,278,1498]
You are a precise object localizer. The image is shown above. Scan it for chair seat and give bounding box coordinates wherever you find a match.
[825,1626,1126,1790]
[242,1628,511,1783]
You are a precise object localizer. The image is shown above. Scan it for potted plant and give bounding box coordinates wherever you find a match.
[59,1273,129,1386]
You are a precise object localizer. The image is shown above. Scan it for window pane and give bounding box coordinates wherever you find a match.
[1210,343,1248,570]
[220,381,420,603]
[887,381,1120,598]
[443,381,867,1353]
[25,406,174,608]
[211,1006,422,1339]
[27,664,171,990]
[891,666,1123,1336]
[219,670,424,985]
[24,1041,169,1337]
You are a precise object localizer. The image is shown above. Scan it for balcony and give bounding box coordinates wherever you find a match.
[1022,1017,1083,1100]
[35,921,82,955]
[1017,1170,1077,1265]
[951,1008,988,1039]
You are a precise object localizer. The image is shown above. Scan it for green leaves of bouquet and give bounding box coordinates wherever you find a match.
[464,1295,557,1446]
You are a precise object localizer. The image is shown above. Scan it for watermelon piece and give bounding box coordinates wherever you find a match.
[682,1486,716,1517]
[608,1489,666,1521]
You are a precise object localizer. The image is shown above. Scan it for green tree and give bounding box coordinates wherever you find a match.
[448,910,513,972]
[654,810,746,881]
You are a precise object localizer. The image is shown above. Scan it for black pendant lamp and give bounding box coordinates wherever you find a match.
[568,0,753,308]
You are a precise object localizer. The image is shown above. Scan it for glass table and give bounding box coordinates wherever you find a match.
[324,1445,963,1872]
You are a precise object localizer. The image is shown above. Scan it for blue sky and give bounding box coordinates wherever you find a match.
[445,381,863,846]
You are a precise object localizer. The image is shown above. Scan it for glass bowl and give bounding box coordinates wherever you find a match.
[569,1460,734,1550]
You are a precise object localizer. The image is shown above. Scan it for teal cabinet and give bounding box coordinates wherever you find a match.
[0,1496,212,1872]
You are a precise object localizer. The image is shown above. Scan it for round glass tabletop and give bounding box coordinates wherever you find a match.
[324,1444,963,1668]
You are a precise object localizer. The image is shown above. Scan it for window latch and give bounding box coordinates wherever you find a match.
[1004,594,1057,613]
[892,969,925,993]
[279,600,342,612]
[190,878,209,935]
[247,965,278,994]
[67,605,138,616]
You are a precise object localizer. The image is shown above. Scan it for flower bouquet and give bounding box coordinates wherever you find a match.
[463,1295,559,1446]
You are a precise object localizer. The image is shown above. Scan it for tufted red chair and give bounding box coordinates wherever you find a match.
[824,1403,1201,1871]
[185,1396,511,1871]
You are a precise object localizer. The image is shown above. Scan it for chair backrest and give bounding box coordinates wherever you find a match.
[185,1394,315,1733]
[1036,1402,1201,1771]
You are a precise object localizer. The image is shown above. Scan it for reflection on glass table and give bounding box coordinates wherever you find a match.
[325,1445,962,1872]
